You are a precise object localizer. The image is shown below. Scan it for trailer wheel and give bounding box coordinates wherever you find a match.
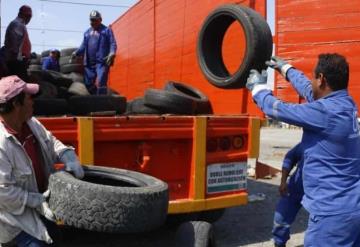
[48,165,169,233]
[68,95,126,115]
[144,88,197,115]
[197,4,273,89]
[164,81,213,114]
[175,221,215,247]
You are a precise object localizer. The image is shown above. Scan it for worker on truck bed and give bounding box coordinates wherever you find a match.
[2,5,33,81]
[71,10,117,95]
[246,53,360,246]
[42,49,60,72]
[0,76,84,247]
[272,143,304,247]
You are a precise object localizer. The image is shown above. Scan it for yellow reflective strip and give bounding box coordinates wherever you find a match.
[248,117,260,158]
[192,117,207,200]
[77,117,94,165]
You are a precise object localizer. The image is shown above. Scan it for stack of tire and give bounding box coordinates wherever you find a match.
[126,81,213,115]
[59,48,88,96]
[27,48,127,117]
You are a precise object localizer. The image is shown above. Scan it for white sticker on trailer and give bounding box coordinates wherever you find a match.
[207,162,247,194]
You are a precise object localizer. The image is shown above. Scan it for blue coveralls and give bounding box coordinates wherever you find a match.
[253,68,360,247]
[41,56,60,72]
[272,143,304,246]
[76,24,117,95]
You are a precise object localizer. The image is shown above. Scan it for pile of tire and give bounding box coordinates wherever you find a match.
[126,81,213,115]
[27,48,127,117]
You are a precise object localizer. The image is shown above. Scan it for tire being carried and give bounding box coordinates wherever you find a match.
[197,4,273,89]
[48,165,169,233]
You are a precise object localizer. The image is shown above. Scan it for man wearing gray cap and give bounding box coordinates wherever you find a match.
[0,76,84,246]
[72,10,117,95]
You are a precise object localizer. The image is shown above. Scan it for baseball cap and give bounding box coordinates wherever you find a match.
[0,76,39,103]
[89,10,102,20]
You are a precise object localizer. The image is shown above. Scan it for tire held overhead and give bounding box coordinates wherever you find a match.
[197,4,273,89]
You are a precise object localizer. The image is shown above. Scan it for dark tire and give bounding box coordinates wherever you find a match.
[60,64,84,74]
[41,49,50,57]
[60,47,78,57]
[68,95,127,115]
[28,64,42,71]
[67,82,90,96]
[48,165,169,233]
[33,98,69,116]
[175,221,215,247]
[164,81,213,114]
[42,70,73,88]
[65,72,84,83]
[127,97,162,115]
[30,55,41,65]
[197,4,273,88]
[59,56,83,66]
[36,80,58,98]
[144,89,196,115]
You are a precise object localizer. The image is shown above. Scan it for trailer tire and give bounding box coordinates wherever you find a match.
[127,97,162,115]
[48,165,169,233]
[68,95,127,115]
[175,221,215,247]
[197,4,273,89]
[144,89,196,115]
[33,98,69,116]
[164,81,213,114]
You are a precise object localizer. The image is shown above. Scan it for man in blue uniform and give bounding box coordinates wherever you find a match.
[41,49,60,72]
[72,10,117,95]
[246,54,360,246]
[273,143,303,247]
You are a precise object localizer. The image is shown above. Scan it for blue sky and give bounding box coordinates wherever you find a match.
[1,0,139,53]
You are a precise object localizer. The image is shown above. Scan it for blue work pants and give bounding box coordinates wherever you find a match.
[272,168,303,246]
[304,211,360,247]
[84,63,109,95]
[15,231,49,247]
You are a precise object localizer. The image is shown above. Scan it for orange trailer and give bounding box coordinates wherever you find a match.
[41,0,268,219]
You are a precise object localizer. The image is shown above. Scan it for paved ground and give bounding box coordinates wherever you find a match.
[56,127,308,246]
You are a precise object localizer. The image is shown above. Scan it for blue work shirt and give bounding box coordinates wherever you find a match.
[41,56,60,72]
[87,30,100,65]
[76,24,117,66]
[253,68,360,216]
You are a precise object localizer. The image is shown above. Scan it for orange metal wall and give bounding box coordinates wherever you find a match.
[275,0,360,104]
[108,0,267,115]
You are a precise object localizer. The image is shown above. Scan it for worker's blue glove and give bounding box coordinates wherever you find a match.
[104,53,115,66]
[246,69,271,96]
[59,150,84,179]
[266,56,293,79]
